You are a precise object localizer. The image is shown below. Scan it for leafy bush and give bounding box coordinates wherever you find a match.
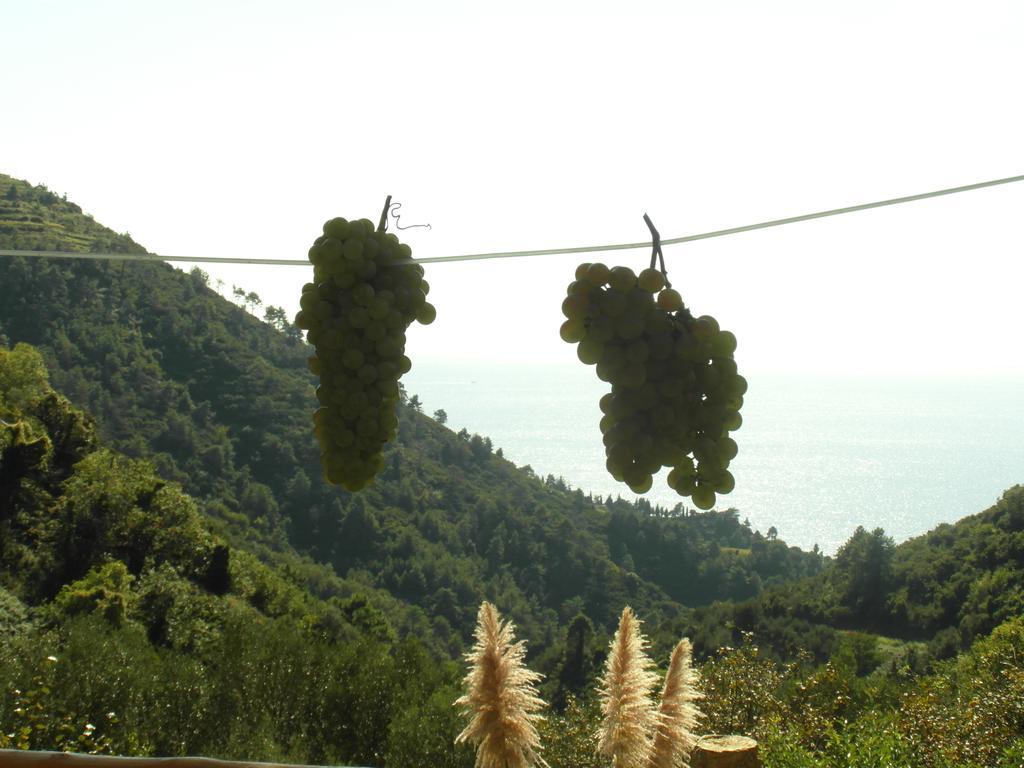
[535,695,604,768]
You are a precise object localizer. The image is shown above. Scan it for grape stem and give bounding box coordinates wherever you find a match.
[377,194,393,233]
[643,212,671,287]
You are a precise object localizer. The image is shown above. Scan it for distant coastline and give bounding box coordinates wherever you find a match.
[404,360,1024,554]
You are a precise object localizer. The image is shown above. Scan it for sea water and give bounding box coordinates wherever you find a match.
[403,360,1024,554]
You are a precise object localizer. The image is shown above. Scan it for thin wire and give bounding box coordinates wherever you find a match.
[1,173,1021,268]
[0,250,305,265]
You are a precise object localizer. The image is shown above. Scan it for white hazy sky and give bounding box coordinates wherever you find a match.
[3,0,1023,375]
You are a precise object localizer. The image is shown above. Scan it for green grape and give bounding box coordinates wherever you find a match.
[656,288,684,311]
[416,303,437,325]
[692,316,717,340]
[560,318,585,343]
[622,465,650,489]
[692,486,716,510]
[601,344,628,372]
[366,322,387,341]
[562,294,590,320]
[348,306,369,329]
[697,364,721,392]
[367,299,390,320]
[629,475,654,494]
[594,360,616,383]
[323,218,352,240]
[605,459,626,482]
[608,266,637,291]
[350,284,374,305]
[376,337,402,358]
[644,310,672,336]
[712,330,738,357]
[601,290,628,317]
[586,262,610,285]
[607,394,632,420]
[302,214,433,490]
[342,348,364,370]
[648,333,673,360]
[358,364,378,384]
[713,356,738,379]
[616,314,645,340]
[562,260,744,506]
[615,365,646,388]
[566,279,591,296]
[714,469,735,494]
[626,340,650,364]
[577,339,603,365]
[587,315,615,344]
[637,268,666,293]
[718,436,739,461]
[606,441,633,467]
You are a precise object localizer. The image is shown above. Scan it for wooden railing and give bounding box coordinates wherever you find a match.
[1,740,760,767]
[0,752,367,768]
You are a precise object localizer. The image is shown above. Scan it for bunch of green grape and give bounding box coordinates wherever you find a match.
[560,263,745,510]
[295,217,435,491]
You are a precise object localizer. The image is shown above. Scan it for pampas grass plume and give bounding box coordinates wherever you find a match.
[649,638,703,768]
[597,606,659,768]
[455,601,548,768]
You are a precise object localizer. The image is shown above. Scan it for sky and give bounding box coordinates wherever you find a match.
[3,0,1023,375]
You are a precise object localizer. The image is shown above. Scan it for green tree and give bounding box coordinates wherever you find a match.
[263,305,288,332]
[51,561,135,626]
[832,526,895,626]
[0,343,50,412]
[554,613,599,709]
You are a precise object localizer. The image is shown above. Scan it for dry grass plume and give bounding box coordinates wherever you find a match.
[597,606,659,768]
[649,638,703,768]
[455,601,548,768]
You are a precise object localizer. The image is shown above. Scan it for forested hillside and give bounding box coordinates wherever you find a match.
[0,343,466,765]
[673,486,1024,667]
[0,172,823,657]
[4,343,1023,767]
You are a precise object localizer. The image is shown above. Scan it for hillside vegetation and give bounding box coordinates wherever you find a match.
[673,486,1024,668]
[0,176,145,254]
[5,344,1022,767]
[0,343,466,765]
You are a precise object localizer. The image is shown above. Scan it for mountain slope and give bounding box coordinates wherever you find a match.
[0,342,470,765]
[5,343,1024,768]
[668,484,1024,666]
[0,177,143,253]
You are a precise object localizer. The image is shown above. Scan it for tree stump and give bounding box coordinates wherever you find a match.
[690,734,760,768]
